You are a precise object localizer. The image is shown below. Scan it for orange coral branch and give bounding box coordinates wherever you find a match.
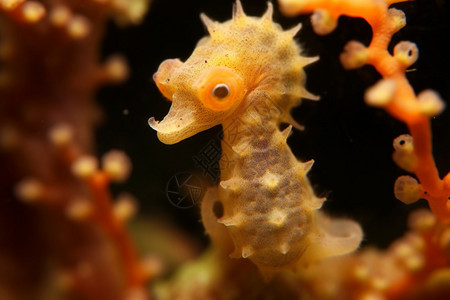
[53,127,149,297]
[279,0,450,221]
[87,171,147,289]
[1,0,152,298]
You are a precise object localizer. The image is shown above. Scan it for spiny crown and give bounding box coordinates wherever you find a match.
[200,1,295,43]
[197,1,318,122]
[197,1,303,75]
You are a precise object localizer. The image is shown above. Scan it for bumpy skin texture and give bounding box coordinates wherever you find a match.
[150,1,362,280]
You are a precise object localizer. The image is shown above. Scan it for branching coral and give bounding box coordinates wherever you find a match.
[278,0,450,222]
[0,1,154,299]
[290,209,450,299]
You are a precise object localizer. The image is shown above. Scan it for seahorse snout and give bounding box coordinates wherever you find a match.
[148,98,197,145]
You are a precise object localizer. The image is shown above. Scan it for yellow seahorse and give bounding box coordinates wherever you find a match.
[149,0,362,280]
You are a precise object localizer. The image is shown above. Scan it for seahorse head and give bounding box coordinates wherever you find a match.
[149,1,317,144]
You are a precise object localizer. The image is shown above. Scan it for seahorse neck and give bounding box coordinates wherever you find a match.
[220,97,282,179]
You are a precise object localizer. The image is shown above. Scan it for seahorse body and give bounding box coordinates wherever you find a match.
[150,1,362,279]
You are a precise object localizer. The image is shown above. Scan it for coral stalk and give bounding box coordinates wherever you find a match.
[0,0,151,299]
[86,171,146,289]
[279,0,450,221]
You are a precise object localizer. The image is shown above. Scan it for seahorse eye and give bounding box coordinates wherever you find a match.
[195,66,246,111]
[212,84,230,99]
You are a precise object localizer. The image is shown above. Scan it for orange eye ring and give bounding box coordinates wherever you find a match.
[195,66,246,111]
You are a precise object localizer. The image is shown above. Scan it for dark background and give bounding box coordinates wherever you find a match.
[97,0,450,249]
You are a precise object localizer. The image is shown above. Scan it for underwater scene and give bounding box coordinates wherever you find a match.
[1,0,450,299]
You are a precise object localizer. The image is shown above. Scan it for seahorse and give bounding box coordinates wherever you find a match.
[149,0,362,280]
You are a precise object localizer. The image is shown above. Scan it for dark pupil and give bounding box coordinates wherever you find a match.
[212,84,229,99]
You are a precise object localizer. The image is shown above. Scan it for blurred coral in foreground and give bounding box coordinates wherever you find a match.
[0,0,152,299]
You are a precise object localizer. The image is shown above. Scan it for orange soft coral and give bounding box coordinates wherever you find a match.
[278,0,450,222]
[0,1,153,299]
